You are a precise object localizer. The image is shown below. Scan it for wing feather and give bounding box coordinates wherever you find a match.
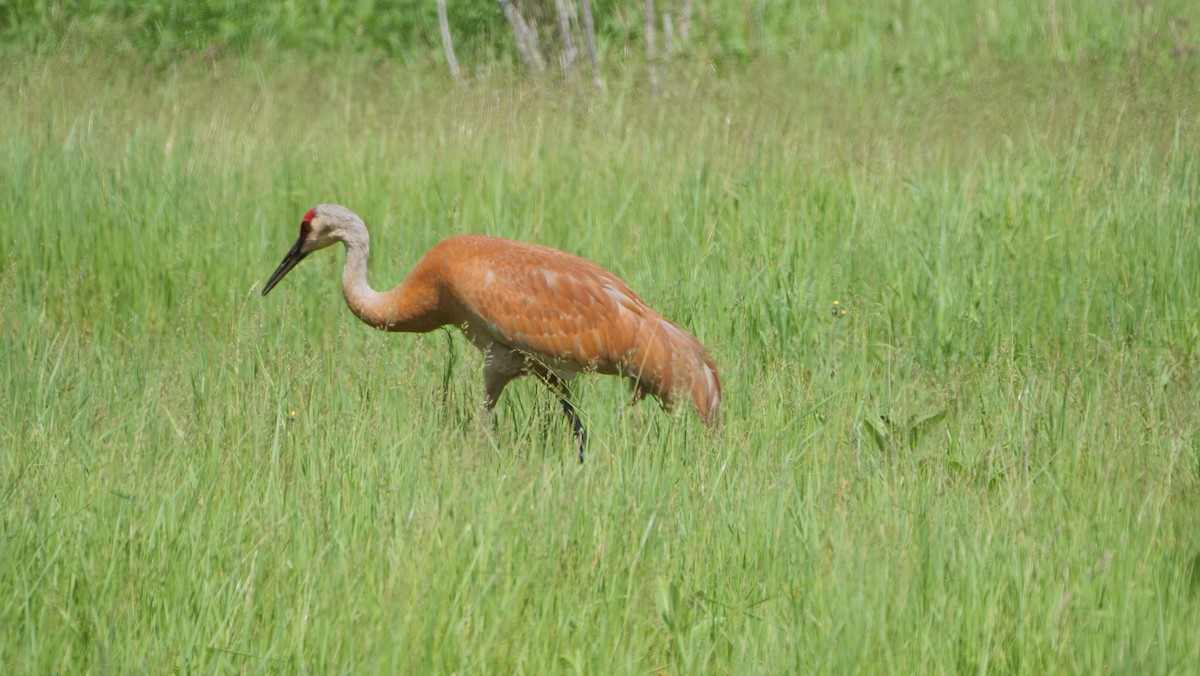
[447,239,650,369]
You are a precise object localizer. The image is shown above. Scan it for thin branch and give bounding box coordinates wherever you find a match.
[437,0,463,82]
[554,0,577,71]
[645,0,659,95]
[662,12,676,56]
[496,0,546,73]
[579,0,604,89]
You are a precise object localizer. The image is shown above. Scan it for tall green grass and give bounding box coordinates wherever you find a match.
[2,11,1200,671]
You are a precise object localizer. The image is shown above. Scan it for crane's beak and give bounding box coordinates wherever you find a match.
[261,238,308,296]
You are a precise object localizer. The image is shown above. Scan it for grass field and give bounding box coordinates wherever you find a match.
[3,3,1200,671]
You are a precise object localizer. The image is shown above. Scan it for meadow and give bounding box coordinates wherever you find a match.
[2,2,1200,671]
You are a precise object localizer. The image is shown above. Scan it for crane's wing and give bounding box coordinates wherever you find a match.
[438,236,721,424]
[449,241,654,369]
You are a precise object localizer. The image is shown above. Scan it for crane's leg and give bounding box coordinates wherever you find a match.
[545,374,587,463]
[482,364,517,430]
[630,379,649,405]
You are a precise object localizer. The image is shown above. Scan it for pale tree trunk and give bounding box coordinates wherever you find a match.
[645,0,659,94]
[663,0,694,56]
[496,0,546,73]
[579,0,604,89]
[662,11,676,55]
[554,0,577,71]
[437,0,463,82]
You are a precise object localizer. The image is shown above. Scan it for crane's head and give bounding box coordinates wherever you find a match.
[261,204,361,296]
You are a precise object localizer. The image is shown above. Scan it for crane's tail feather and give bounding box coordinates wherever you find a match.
[629,317,721,426]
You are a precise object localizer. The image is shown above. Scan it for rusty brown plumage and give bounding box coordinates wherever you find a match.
[262,204,720,458]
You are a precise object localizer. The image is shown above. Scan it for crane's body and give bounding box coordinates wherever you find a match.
[262,204,720,460]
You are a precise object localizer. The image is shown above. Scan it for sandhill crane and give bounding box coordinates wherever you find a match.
[262,204,720,461]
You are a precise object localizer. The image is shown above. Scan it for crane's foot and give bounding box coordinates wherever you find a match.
[559,397,587,463]
[543,373,587,463]
[478,402,500,435]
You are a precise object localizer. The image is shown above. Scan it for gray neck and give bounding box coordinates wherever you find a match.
[340,225,387,326]
[334,214,441,333]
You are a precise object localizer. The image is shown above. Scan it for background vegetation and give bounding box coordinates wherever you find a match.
[2,0,1199,672]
